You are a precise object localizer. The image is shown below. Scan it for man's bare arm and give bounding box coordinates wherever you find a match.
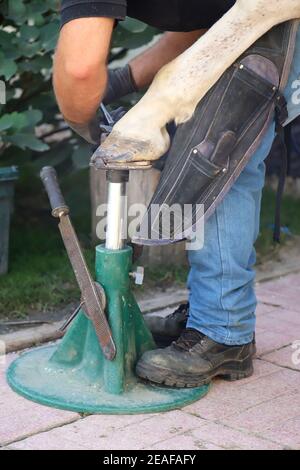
[53,20,205,143]
[53,17,114,126]
[130,30,207,89]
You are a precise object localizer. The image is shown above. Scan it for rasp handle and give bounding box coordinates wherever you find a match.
[40,166,69,218]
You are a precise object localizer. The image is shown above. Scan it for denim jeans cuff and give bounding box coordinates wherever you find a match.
[187,323,254,346]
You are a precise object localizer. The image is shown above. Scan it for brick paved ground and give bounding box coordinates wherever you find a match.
[1,273,300,450]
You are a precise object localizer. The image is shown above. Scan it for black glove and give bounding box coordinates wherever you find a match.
[99,106,126,139]
[103,64,138,105]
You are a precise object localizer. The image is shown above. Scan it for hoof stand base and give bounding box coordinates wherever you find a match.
[7,344,209,414]
[7,246,209,414]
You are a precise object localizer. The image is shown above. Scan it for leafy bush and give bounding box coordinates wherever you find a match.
[0,0,158,172]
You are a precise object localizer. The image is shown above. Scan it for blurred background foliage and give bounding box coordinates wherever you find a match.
[0,0,160,316]
[0,0,157,156]
[0,0,158,223]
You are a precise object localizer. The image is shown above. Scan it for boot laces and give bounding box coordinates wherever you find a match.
[173,328,204,352]
[168,302,189,320]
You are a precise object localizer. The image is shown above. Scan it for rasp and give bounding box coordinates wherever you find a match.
[40,166,116,360]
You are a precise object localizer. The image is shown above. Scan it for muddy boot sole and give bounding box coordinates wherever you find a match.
[136,356,254,389]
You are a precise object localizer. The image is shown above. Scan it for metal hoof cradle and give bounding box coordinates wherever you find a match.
[7,147,209,414]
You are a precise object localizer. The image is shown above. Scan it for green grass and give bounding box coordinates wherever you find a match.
[0,187,299,319]
[256,187,300,261]
[0,222,94,318]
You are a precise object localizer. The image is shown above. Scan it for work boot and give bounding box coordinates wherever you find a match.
[136,328,255,388]
[144,303,189,346]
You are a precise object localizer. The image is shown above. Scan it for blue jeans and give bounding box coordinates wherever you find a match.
[187,27,300,345]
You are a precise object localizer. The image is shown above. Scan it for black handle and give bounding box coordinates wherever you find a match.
[40,166,69,218]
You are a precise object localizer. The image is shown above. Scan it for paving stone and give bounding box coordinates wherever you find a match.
[265,308,300,326]
[0,405,80,447]
[196,442,225,450]
[255,291,283,308]
[255,303,279,317]
[183,360,298,422]
[226,358,281,384]
[256,313,300,335]
[211,364,297,401]
[255,328,295,356]
[234,367,299,398]
[78,411,206,450]
[9,410,206,451]
[261,416,300,449]
[221,390,300,433]
[184,397,251,422]
[8,414,153,450]
[7,435,91,450]
[147,434,212,450]
[263,345,300,370]
[256,290,300,313]
[259,274,300,292]
[189,422,282,450]
[0,355,80,446]
[0,353,18,385]
[148,433,225,451]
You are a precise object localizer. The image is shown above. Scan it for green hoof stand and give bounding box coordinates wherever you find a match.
[7,246,209,414]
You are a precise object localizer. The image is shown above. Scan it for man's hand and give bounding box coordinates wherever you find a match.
[103,65,138,105]
[53,17,114,132]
